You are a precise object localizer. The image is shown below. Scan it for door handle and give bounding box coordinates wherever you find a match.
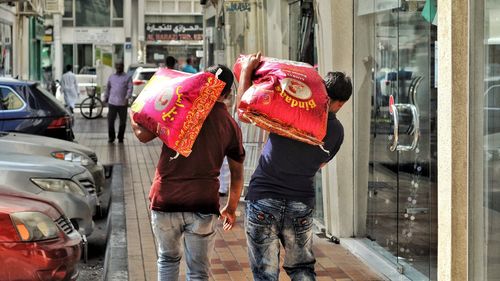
[389,104,420,151]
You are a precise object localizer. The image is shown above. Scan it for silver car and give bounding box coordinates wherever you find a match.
[0,131,106,211]
[0,153,96,236]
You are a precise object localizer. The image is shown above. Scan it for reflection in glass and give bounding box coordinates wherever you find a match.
[357,0,437,279]
[471,0,500,280]
[75,0,111,27]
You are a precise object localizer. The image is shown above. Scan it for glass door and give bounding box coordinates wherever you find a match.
[360,1,438,279]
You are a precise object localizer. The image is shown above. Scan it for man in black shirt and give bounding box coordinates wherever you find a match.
[237,53,353,281]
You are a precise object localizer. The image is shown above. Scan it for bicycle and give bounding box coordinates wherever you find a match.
[80,86,103,119]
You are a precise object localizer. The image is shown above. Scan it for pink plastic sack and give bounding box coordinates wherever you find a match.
[233,55,329,145]
[131,68,226,157]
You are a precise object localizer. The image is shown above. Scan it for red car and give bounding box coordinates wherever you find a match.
[0,187,82,281]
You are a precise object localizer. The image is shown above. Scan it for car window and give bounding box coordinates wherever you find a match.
[0,87,25,111]
[138,71,156,81]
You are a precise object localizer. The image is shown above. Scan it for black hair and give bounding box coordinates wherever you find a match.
[324,72,352,102]
[205,64,234,97]
[166,56,176,68]
[186,57,192,65]
[65,65,73,72]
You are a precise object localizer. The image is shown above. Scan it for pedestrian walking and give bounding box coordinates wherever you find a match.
[130,64,245,281]
[60,64,79,113]
[237,52,353,281]
[182,57,197,73]
[103,62,132,144]
[165,56,177,69]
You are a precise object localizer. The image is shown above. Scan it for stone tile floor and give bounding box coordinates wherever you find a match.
[73,112,384,281]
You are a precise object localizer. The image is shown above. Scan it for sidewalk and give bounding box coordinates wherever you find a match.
[73,112,384,281]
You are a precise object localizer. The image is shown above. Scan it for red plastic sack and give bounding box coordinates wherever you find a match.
[131,68,226,157]
[234,55,329,145]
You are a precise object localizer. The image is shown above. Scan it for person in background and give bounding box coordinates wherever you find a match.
[102,62,132,144]
[130,64,245,281]
[182,57,197,73]
[60,64,79,113]
[237,52,353,281]
[166,56,177,70]
[218,157,230,196]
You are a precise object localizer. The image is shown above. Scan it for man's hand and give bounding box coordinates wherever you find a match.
[237,52,262,108]
[219,158,244,231]
[219,205,237,231]
[242,52,262,74]
[129,110,156,143]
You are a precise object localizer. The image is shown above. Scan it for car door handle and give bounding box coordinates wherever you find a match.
[389,103,419,151]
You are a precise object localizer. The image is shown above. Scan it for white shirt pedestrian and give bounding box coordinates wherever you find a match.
[60,69,79,110]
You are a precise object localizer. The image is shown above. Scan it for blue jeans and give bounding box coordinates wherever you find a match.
[245,199,316,281]
[151,210,217,281]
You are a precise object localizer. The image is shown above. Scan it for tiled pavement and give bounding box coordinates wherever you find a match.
[73,112,385,281]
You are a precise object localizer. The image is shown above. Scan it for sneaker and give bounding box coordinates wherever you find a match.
[118,139,124,143]
[108,139,115,143]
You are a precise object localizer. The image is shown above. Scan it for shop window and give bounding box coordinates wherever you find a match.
[64,0,122,27]
[75,0,110,27]
[470,0,500,279]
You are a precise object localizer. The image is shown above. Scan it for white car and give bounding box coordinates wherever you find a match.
[131,67,159,104]
[0,153,96,236]
[0,131,107,215]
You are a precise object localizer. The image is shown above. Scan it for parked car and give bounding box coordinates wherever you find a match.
[0,77,74,141]
[0,131,107,213]
[131,67,159,103]
[79,66,97,75]
[0,185,82,281]
[127,63,157,77]
[0,153,96,236]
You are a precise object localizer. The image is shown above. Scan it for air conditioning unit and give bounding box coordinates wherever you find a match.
[44,0,63,14]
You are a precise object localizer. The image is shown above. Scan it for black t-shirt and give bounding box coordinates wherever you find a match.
[245,113,344,207]
[149,102,245,214]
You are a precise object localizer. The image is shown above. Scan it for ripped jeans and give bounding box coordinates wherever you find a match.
[245,198,316,281]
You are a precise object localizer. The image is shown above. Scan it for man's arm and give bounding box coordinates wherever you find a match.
[236,52,261,108]
[129,111,156,143]
[103,78,111,103]
[125,75,133,100]
[219,158,244,231]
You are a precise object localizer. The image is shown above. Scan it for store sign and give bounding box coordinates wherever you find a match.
[145,23,203,41]
[61,28,125,44]
[224,2,251,12]
[43,26,53,43]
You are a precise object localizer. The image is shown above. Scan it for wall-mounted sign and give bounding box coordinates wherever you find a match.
[145,23,203,41]
[225,2,251,12]
[43,26,53,43]
[61,27,125,44]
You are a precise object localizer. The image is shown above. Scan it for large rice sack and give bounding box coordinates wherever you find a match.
[233,55,329,145]
[130,68,226,157]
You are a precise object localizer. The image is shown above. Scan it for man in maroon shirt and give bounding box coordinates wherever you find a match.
[130,64,245,280]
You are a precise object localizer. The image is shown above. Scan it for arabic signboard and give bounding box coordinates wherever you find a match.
[145,23,203,41]
[224,2,251,12]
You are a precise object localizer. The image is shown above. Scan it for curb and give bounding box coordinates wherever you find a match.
[103,164,128,281]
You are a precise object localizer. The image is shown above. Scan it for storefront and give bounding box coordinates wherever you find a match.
[144,21,203,69]
[352,1,437,279]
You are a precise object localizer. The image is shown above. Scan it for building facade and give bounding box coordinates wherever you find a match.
[202,0,500,280]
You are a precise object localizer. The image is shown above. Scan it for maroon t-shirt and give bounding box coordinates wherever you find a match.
[149,102,245,214]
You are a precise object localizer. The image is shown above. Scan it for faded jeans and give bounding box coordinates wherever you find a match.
[245,198,316,281]
[151,210,217,281]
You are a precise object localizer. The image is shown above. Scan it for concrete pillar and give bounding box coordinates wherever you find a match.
[53,14,63,80]
[123,0,132,69]
[437,0,469,279]
[137,0,145,62]
[316,0,354,238]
